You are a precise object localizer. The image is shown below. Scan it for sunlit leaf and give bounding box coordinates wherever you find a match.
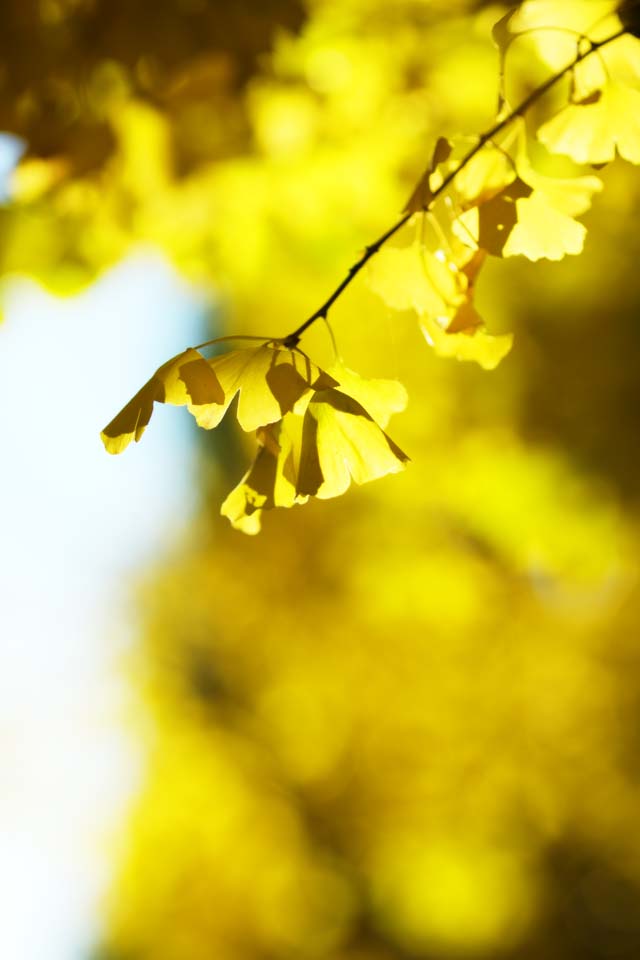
[220,445,276,535]
[101,348,224,454]
[492,8,520,113]
[297,388,409,500]
[201,344,337,432]
[367,242,466,316]
[451,143,517,210]
[444,249,486,335]
[456,140,602,261]
[508,1,622,58]
[476,178,532,256]
[491,8,518,56]
[421,314,513,370]
[220,423,298,535]
[220,365,409,532]
[325,361,408,428]
[538,80,640,164]
[503,190,587,260]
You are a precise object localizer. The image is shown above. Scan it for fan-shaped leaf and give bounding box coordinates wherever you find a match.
[421,315,513,370]
[201,344,337,432]
[538,80,640,164]
[221,423,298,535]
[367,242,465,316]
[325,362,408,428]
[101,348,224,454]
[297,388,409,500]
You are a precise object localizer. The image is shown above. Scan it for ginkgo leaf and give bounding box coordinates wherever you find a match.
[404,137,453,214]
[444,250,486,334]
[220,367,408,532]
[538,80,640,164]
[477,178,533,256]
[220,443,277,535]
[101,348,224,454]
[421,315,513,371]
[507,2,621,62]
[367,242,466,316]
[456,142,602,261]
[492,8,520,113]
[492,7,518,55]
[503,190,587,260]
[220,423,299,535]
[452,143,517,210]
[503,142,602,260]
[453,178,528,256]
[297,388,409,500]
[324,362,408,428]
[200,344,338,432]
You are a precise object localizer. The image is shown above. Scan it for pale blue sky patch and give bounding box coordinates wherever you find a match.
[0,251,214,960]
[0,133,25,201]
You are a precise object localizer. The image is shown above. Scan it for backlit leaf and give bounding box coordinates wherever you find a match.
[201,344,338,432]
[367,242,465,316]
[456,140,602,261]
[298,388,409,500]
[452,144,517,210]
[101,348,224,454]
[538,80,640,164]
[221,423,298,535]
[476,179,533,256]
[503,190,587,260]
[508,2,621,59]
[325,361,408,428]
[491,8,518,56]
[220,365,409,532]
[421,315,513,371]
[503,141,602,260]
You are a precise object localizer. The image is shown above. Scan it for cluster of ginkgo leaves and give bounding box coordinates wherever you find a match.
[102,0,640,533]
[102,341,408,533]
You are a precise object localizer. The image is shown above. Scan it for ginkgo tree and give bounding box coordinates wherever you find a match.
[102,0,640,533]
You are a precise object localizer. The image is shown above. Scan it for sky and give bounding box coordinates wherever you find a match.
[0,243,211,959]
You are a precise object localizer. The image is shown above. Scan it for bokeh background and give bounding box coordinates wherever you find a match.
[2,1,640,958]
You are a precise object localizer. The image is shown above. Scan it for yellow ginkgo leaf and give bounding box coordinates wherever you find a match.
[297,388,409,500]
[325,362,408,428]
[221,366,410,532]
[503,189,589,260]
[202,344,337,432]
[457,147,601,261]
[508,2,622,69]
[367,242,465,316]
[220,423,299,535]
[101,348,224,454]
[220,443,276,535]
[509,0,618,34]
[476,178,533,256]
[538,80,640,164]
[451,143,517,211]
[421,314,513,371]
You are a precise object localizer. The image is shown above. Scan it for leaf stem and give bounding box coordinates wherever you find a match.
[192,333,278,351]
[282,25,626,348]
